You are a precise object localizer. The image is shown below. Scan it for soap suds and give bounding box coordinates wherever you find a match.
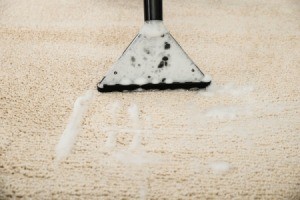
[144,116,153,138]
[139,20,169,38]
[209,161,231,173]
[199,83,254,97]
[105,101,121,148]
[111,105,160,166]
[204,105,252,120]
[151,79,160,84]
[165,78,173,84]
[140,188,147,200]
[128,104,142,150]
[102,128,151,134]
[113,150,160,165]
[134,77,147,85]
[120,78,132,85]
[106,132,118,148]
[55,90,94,161]
[202,74,212,82]
[128,104,139,126]
[107,101,121,115]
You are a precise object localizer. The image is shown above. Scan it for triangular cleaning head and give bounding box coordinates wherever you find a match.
[98,0,211,93]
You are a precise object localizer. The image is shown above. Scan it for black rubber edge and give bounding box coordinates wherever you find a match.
[97,81,211,93]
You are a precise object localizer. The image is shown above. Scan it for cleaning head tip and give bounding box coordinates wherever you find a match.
[202,75,212,82]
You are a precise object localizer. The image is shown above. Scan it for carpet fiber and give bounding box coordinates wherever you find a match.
[0,0,299,199]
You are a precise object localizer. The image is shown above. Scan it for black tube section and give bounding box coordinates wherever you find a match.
[144,0,163,21]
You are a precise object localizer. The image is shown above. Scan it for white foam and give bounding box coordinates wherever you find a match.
[199,83,254,97]
[204,105,252,120]
[102,128,151,133]
[107,101,121,115]
[98,82,104,88]
[202,74,212,82]
[120,78,132,85]
[209,161,231,173]
[144,116,153,136]
[113,150,160,165]
[105,101,121,148]
[139,20,169,38]
[105,131,118,148]
[151,79,160,84]
[130,133,142,150]
[55,90,94,161]
[139,186,148,200]
[128,103,139,123]
[165,78,173,84]
[134,77,147,85]
[204,106,238,120]
[128,104,142,150]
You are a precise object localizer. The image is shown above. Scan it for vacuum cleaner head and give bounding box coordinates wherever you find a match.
[98,0,211,93]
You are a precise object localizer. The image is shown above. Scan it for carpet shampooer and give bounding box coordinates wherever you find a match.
[97,0,211,93]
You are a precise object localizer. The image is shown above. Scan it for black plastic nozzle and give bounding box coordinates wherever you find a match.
[144,0,163,21]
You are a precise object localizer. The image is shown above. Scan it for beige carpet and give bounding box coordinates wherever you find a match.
[1,0,299,199]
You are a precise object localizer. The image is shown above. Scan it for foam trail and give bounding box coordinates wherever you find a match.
[55,90,94,161]
[209,161,231,173]
[108,101,121,115]
[106,131,118,148]
[102,128,151,133]
[105,101,121,148]
[113,150,160,165]
[128,104,141,150]
[139,180,149,200]
[144,116,153,137]
[199,83,254,97]
[204,105,252,120]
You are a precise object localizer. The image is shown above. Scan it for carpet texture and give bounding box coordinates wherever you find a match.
[0,0,299,199]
